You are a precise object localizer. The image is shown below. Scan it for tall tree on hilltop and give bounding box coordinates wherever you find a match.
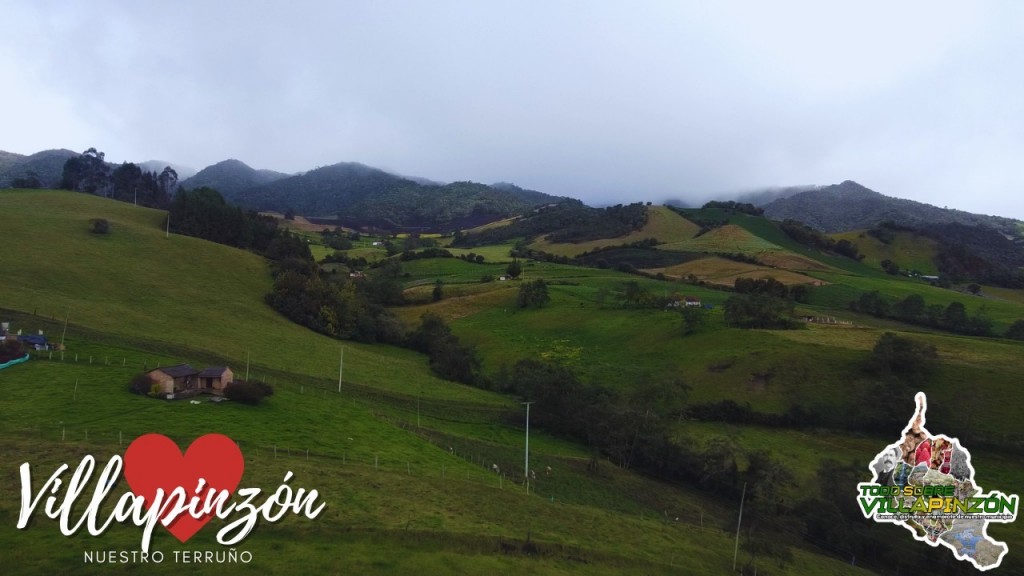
[158,166,178,199]
[61,148,110,195]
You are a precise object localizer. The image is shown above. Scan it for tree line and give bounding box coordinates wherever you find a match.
[779,219,862,260]
[453,201,649,247]
[848,290,999,337]
[483,352,961,573]
[61,148,178,208]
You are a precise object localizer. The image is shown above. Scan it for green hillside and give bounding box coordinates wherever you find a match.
[530,205,700,257]
[0,190,496,403]
[832,229,940,276]
[3,189,1023,575]
[0,189,880,576]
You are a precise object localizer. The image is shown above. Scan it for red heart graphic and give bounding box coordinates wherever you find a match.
[123,433,244,543]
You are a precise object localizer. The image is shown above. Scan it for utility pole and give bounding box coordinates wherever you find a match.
[59,307,69,360]
[522,401,534,494]
[733,481,747,571]
[338,346,344,392]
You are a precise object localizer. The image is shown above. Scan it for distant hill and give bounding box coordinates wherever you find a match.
[762,180,1021,236]
[179,159,290,198]
[0,148,77,188]
[138,160,197,180]
[0,150,25,173]
[219,161,565,231]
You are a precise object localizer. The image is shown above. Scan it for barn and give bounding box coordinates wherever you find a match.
[147,364,200,396]
[144,364,234,398]
[198,366,234,393]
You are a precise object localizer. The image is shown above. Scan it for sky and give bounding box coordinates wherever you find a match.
[2,1,1024,218]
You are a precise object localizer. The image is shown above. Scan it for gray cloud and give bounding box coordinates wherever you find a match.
[2,1,1023,218]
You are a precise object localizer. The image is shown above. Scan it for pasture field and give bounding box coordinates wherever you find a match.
[0,190,504,406]
[3,189,1024,575]
[657,223,781,255]
[396,263,1024,444]
[647,256,823,286]
[808,270,1024,331]
[727,214,900,279]
[442,241,518,263]
[462,216,520,233]
[530,206,700,257]
[831,229,940,275]
[0,190,878,575]
[0,335,871,576]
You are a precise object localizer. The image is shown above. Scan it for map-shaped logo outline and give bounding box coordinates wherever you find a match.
[857,392,1018,572]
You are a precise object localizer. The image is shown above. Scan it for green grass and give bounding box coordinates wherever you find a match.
[3,189,1023,574]
[650,256,822,286]
[0,190,883,575]
[657,223,782,254]
[832,229,939,275]
[0,190,502,406]
[809,270,1024,330]
[443,241,518,263]
[0,357,878,576]
[530,206,700,257]
[730,214,889,277]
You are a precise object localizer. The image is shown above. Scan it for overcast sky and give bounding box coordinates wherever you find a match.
[2,1,1023,217]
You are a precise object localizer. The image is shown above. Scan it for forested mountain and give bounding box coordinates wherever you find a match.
[179,159,290,198]
[219,161,565,230]
[453,201,649,246]
[0,150,24,172]
[0,149,77,188]
[763,180,1020,236]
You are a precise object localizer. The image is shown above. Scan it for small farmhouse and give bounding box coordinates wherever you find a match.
[147,364,200,395]
[198,366,234,393]
[684,296,701,307]
[145,364,234,398]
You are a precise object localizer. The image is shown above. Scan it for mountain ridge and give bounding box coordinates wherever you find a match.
[0,148,78,188]
[762,180,1020,236]
[179,158,291,198]
[190,159,568,231]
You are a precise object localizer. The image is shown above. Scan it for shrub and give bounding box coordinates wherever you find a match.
[224,380,274,405]
[506,259,522,278]
[0,339,27,363]
[1005,319,1024,341]
[517,279,550,309]
[129,373,156,395]
[89,218,110,234]
[864,332,938,387]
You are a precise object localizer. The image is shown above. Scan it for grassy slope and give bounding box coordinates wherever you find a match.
[809,271,1024,331]
[530,206,700,257]
[0,190,495,404]
[832,229,940,275]
[0,190,878,575]
[658,223,780,254]
[396,251,1024,441]
[395,256,1024,566]
[443,241,519,263]
[4,190,1022,574]
[648,256,823,286]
